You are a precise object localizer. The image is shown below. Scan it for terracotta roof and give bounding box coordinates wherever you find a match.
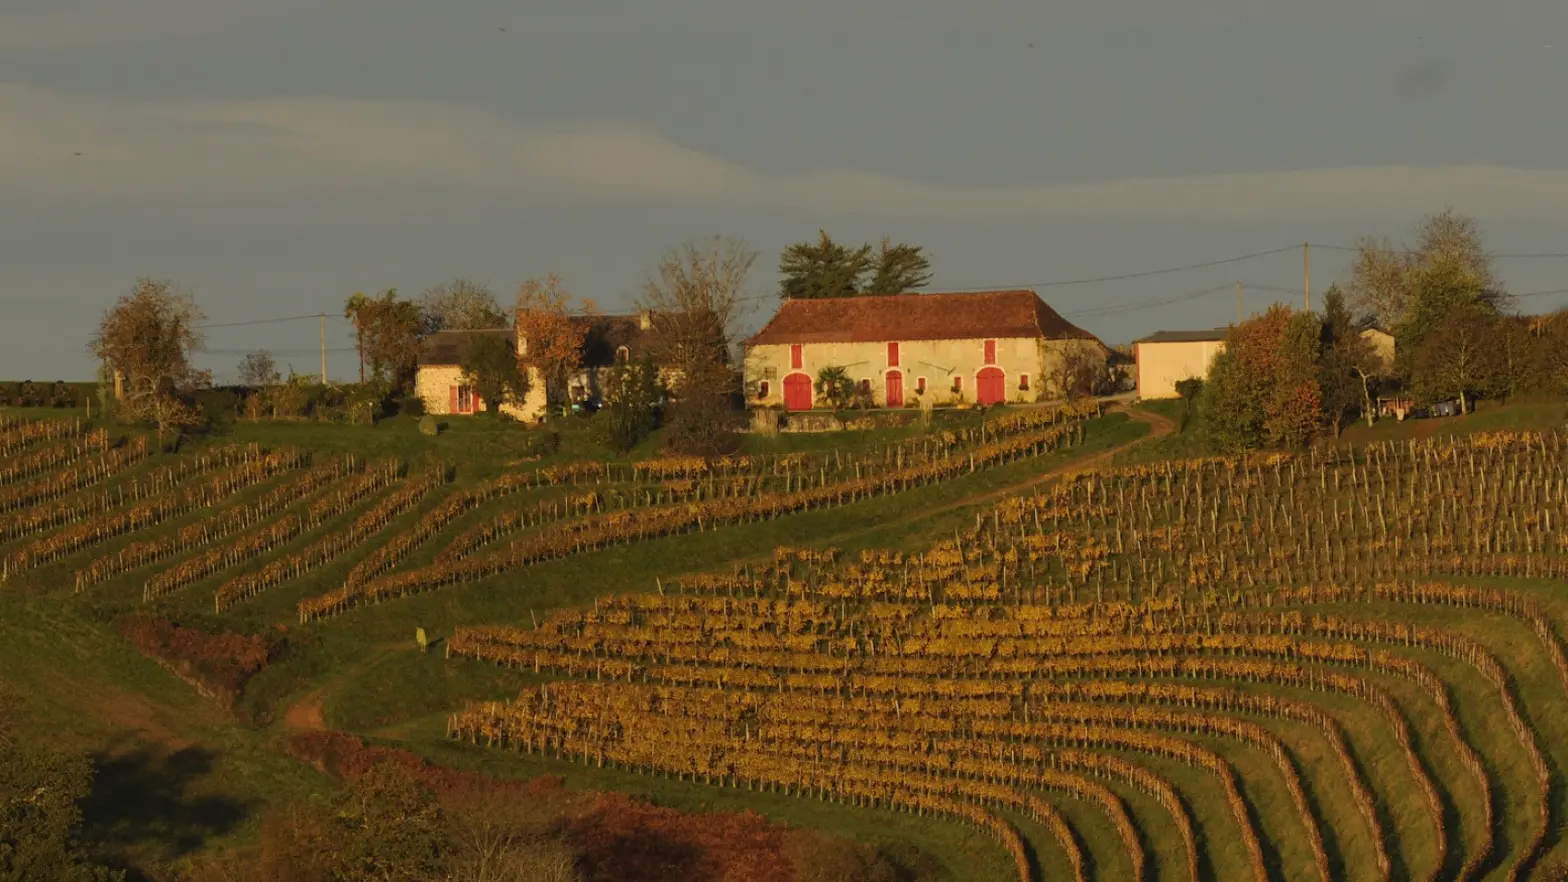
[746,290,1102,346]
[417,328,514,366]
[1133,329,1230,344]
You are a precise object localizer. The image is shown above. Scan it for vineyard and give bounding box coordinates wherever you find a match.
[0,402,1101,621]
[444,430,1568,882]
[20,404,1568,881]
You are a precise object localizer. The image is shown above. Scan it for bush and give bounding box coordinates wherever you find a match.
[418,414,440,436]
[398,395,426,417]
[525,429,561,458]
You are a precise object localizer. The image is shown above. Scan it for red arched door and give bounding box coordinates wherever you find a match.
[885,370,903,408]
[977,367,1006,405]
[783,372,813,411]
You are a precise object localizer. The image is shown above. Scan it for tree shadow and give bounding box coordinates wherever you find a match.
[81,738,254,870]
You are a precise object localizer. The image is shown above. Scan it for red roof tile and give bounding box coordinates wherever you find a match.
[746,290,1101,346]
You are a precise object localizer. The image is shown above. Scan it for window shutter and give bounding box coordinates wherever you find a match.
[790,344,803,370]
[984,340,996,365]
[449,386,458,413]
[887,342,899,367]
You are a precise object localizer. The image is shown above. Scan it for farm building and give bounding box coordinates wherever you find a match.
[415,311,664,421]
[1132,329,1229,399]
[742,290,1107,410]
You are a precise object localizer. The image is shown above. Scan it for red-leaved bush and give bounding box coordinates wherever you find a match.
[115,613,274,711]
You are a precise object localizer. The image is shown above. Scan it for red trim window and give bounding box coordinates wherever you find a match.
[790,344,803,370]
[456,385,475,414]
[887,341,900,367]
[953,376,963,393]
[1019,374,1030,391]
[757,380,770,399]
[916,376,927,395]
[984,339,997,365]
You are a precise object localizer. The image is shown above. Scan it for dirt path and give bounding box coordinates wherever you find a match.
[280,644,406,733]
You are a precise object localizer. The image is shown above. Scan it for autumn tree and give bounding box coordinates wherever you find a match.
[0,692,124,882]
[419,278,508,332]
[458,333,528,417]
[516,274,592,412]
[778,231,931,299]
[90,278,209,448]
[640,234,757,455]
[1409,301,1498,413]
[1317,287,1377,436]
[1202,304,1323,450]
[1535,310,1568,395]
[344,290,425,389]
[1490,316,1538,403]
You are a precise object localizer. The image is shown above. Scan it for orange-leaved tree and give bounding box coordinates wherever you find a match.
[516,274,593,411]
[91,278,209,448]
[1203,303,1322,450]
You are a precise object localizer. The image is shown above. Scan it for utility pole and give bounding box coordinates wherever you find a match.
[1303,242,1311,311]
[1236,280,1243,323]
[319,313,327,384]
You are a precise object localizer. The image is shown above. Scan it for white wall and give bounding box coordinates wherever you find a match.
[1134,340,1225,399]
[743,337,1096,408]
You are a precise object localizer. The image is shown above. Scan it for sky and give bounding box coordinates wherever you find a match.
[4,0,1568,381]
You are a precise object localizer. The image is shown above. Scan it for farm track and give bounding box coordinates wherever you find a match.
[728,403,1173,558]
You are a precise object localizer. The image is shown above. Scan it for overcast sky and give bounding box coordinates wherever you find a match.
[4,0,1568,381]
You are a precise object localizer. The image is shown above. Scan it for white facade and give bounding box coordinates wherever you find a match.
[1134,338,1226,399]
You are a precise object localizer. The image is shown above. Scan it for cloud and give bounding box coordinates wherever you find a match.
[0,1,250,50]
[7,82,1568,223]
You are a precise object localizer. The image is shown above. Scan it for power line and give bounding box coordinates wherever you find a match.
[1063,284,1233,318]
[195,313,350,330]
[942,245,1302,291]
[1312,243,1568,259]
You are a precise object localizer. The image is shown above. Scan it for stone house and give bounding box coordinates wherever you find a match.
[414,311,664,421]
[742,290,1107,410]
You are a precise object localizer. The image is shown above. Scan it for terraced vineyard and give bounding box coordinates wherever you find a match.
[446,431,1568,882]
[0,402,1101,619]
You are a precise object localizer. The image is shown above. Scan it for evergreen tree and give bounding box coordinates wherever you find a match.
[864,238,933,294]
[779,231,872,300]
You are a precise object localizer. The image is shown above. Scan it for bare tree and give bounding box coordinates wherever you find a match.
[419,278,508,331]
[1342,209,1505,334]
[639,235,757,455]
[238,351,280,388]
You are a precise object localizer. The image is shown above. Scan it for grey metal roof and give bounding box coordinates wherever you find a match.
[1133,328,1230,344]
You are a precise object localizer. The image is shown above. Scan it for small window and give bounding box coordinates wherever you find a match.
[887,341,900,367]
[762,366,777,380]
[858,379,872,394]
[790,344,803,370]
[456,385,475,414]
[1019,374,1030,391]
[757,380,770,398]
[984,340,997,365]
[616,345,630,363]
[952,376,963,392]
[916,377,927,394]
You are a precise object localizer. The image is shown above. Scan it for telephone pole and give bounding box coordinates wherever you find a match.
[1235,280,1243,323]
[319,313,328,384]
[1303,242,1311,311]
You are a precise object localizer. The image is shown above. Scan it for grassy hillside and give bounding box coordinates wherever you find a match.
[9,400,1568,881]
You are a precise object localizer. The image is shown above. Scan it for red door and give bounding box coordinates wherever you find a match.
[885,370,903,408]
[783,373,813,411]
[977,367,1005,405]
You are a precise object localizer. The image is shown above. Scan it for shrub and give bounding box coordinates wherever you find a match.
[418,414,440,436]
[398,395,425,417]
